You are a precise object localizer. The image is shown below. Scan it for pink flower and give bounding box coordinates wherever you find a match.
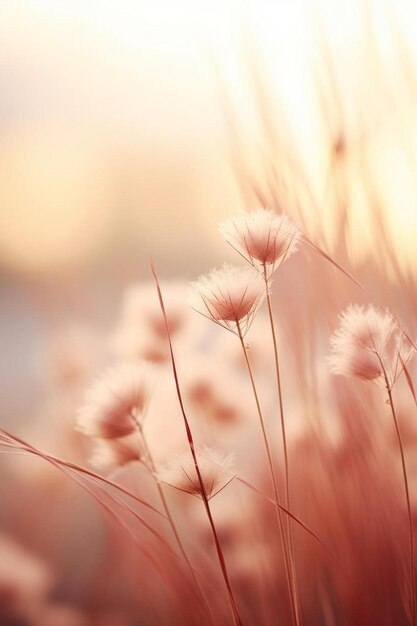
[183,353,251,425]
[77,364,154,439]
[219,208,300,275]
[328,305,414,385]
[110,282,205,363]
[188,264,264,335]
[155,447,236,500]
[90,434,143,471]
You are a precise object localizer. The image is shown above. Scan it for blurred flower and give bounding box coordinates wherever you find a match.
[328,305,414,386]
[219,209,300,276]
[90,434,143,472]
[189,264,264,335]
[183,353,251,425]
[111,282,204,363]
[155,447,236,500]
[77,363,154,439]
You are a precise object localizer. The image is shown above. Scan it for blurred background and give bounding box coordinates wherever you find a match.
[2,1,417,624]
[2,0,417,405]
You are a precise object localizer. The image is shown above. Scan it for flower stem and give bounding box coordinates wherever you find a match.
[152,261,242,626]
[134,419,216,625]
[263,267,301,625]
[383,370,415,626]
[236,320,299,626]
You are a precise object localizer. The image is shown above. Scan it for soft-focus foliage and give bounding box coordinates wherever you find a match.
[3,2,417,626]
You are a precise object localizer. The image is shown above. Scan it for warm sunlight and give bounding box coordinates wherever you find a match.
[2,2,417,625]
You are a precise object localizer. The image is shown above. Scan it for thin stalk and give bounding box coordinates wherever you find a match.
[236,320,300,626]
[201,494,242,626]
[134,419,216,626]
[383,367,416,626]
[2,438,175,591]
[263,267,290,512]
[0,427,165,518]
[1,435,181,560]
[152,261,243,626]
[237,475,377,624]
[263,265,301,622]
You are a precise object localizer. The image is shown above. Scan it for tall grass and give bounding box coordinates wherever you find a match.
[1,3,417,625]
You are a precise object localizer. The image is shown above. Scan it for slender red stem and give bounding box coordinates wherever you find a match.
[136,421,216,625]
[152,260,242,626]
[383,372,416,626]
[236,320,299,626]
[237,475,377,624]
[263,267,301,625]
[0,427,164,518]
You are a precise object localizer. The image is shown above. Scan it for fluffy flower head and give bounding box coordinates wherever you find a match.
[90,434,143,472]
[328,304,413,385]
[189,264,264,335]
[155,446,236,500]
[219,208,300,273]
[77,363,154,439]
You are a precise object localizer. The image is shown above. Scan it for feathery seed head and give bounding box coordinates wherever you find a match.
[155,446,236,500]
[90,434,143,471]
[328,305,413,386]
[188,264,264,335]
[219,208,300,274]
[77,363,154,439]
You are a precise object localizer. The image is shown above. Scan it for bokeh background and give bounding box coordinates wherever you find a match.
[2,0,417,416]
[2,1,417,624]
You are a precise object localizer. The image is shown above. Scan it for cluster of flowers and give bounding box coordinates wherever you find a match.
[74,206,416,626]
[77,208,301,494]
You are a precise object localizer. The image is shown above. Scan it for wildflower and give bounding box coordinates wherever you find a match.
[328,305,414,386]
[155,447,236,500]
[77,363,154,439]
[90,434,143,471]
[111,282,204,363]
[189,264,264,335]
[184,354,250,424]
[219,208,300,276]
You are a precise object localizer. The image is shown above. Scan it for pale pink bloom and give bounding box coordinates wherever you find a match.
[333,305,394,352]
[155,447,236,500]
[219,208,300,275]
[77,363,154,439]
[189,264,264,335]
[330,345,384,381]
[183,353,251,425]
[328,305,414,385]
[90,434,142,471]
[111,282,205,363]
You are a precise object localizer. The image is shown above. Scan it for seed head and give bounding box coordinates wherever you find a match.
[328,305,414,386]
[188,264,264,335]
[90,435,143,471]
[219,208,300,276]
[155,447,236,500]
[77,363,154,439]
